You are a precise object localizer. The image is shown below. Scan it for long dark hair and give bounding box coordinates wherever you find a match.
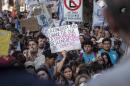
[101,52,113,69]
[61,65,75,81]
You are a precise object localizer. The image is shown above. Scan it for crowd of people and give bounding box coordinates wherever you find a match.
[0,10,127,86]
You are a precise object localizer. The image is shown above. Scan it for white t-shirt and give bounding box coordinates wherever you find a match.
[34,54,45,69]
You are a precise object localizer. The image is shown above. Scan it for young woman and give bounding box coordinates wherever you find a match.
[62,65,75,86]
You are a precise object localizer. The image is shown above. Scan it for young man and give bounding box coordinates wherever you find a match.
[25,39,45,69]
[88,0,130,86]
[99,38,119,65]
[80,41,96,63]
[37,34,50,56]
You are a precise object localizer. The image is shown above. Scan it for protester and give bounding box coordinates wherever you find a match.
[61,65,75,86]
[24,39,45,69]
[100,52,113,69]
[36,34,50,56]
[36,66,51,80]
[79,34,85,49]
[99,38,119,64]
[0,0,129,86]
[80,41,97,64]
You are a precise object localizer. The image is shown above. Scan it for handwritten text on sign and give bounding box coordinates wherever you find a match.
[48,24,81,53]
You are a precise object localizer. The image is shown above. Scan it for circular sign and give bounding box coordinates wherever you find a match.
[64,0,82,11]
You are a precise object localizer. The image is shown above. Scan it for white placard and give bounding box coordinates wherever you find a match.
[47,24,81,53]
[63,0,83,22]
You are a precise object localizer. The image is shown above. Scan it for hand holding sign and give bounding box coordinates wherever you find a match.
[47,24,81,53]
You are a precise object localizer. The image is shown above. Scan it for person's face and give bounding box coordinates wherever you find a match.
[84,45,92,53]
[105,31,110,38]
[97,57,104,64]
[38,38,46,48]
[80,36,84,44]
[90,30,94,36]
[114,32,120,39]
[98,42,103,49]
[103,41,111,51]
[101,31,105,37]
[48,58,55,66]
[94,28,99,35]
[82,30,87,35]
[37,70,49,80]
[102,55,108,64]
[91,38,97,44]
[64,68,72,80]
[28,41,38,53]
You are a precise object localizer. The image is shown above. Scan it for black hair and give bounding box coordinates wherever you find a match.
[78,67,91,76]
[62,65,72,72]
[11,51,26,67]
[101,52,113,68]
[27,38,38,45]
[37,34,47,40]
[102,38,112,44]
[114,40,121,46]
[61,65,75,81]
[83,40,93,47]
[94,26,100,29]
[90,62,104,74]
[44,50,57,59]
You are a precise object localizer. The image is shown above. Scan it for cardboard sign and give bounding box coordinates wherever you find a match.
[64,0,83,22]
[0,30,11,56]
[47,24,81,53]
[20,17,39,31]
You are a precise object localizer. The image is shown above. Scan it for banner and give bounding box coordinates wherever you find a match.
[20,17,39,31]
[47,24,81,53]
[25,0,38,7]
[63,0,83,22]
[37,13,53,27]
[0,30,11,56]
[92,0,107,26]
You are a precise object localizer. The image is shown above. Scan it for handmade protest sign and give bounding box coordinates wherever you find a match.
[0,30,11,56]
[47,24,81,53]
[20,17,39,31]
